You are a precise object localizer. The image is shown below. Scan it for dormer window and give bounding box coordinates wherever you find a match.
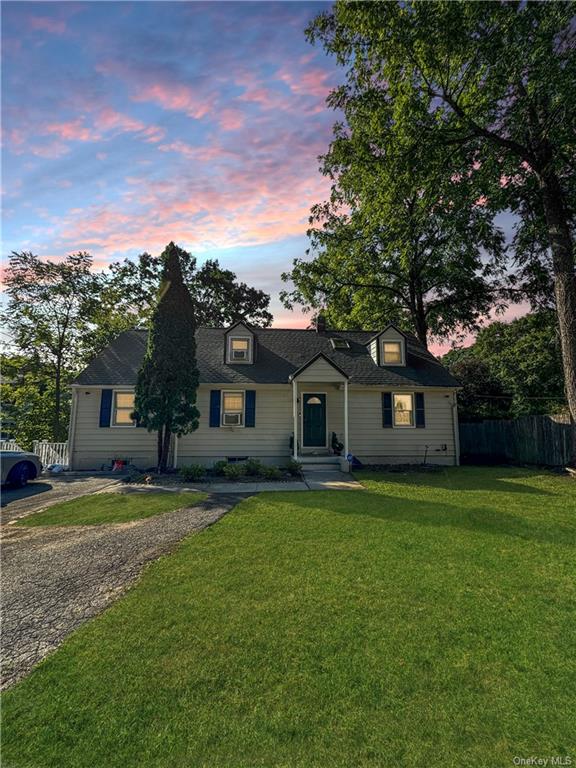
[228,337,252,363]
[382,342,402,364]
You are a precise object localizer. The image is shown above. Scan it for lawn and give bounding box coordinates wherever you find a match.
[3,467,575,767]
[16,491,207,526]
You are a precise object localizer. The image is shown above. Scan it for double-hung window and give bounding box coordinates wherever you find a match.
[393,393,414,427]
[113,391,135,426]
[229,337,251,362]
[222,391,245,426]
[382,341,403,364]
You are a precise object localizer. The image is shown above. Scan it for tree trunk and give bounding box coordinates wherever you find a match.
[158,425,172,473]
[540,171,576,463]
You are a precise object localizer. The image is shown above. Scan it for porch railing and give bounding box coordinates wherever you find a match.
[32,441,69,468]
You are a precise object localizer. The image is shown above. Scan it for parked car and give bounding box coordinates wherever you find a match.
[1,451,42,487]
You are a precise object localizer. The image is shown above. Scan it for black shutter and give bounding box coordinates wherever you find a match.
[415,392,425,428]
[382,392,393,428]
[245,390,256,427]
[99,389,113,427]
[209,390,221,427]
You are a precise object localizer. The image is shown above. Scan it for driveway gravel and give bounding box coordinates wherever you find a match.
[1,476,122,524]
[1,493,244,689]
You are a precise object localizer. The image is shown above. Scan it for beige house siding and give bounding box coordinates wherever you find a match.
[177,385,292,465]
[348,387,457,464]
[70,387,157,470]
[293,357,347,382]
[70,383,459,469]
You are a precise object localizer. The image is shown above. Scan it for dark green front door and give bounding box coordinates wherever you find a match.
[302,393,326,447]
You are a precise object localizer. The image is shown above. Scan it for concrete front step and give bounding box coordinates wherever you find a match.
[301,463,342,472]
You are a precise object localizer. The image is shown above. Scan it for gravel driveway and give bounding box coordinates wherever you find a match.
[1,476,122,524]
[1,493,244,689]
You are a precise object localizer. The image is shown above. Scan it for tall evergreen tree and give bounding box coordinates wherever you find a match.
[133,242,200,472]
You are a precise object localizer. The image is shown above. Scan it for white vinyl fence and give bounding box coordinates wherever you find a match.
[32,441,69,468]
[0,441,23,451]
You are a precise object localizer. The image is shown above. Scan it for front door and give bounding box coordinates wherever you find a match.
[302,393,326,447]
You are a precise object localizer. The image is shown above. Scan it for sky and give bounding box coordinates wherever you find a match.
[2,1,524,352]
[2,1,340,325]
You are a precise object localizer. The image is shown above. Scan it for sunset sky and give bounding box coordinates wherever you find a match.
[2,1,340,325]
[2,1,522,350]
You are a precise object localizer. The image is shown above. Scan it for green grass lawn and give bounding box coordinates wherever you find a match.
[16,491,207,526]
[3,467,575,767]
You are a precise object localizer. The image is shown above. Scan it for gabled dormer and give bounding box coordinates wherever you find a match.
[225,320,255,364]
[368,324,407,367]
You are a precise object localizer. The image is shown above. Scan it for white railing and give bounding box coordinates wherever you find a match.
[33,441,69,468]
[0,440,23,451]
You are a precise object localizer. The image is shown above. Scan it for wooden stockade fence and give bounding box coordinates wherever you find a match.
[459,414,573,467]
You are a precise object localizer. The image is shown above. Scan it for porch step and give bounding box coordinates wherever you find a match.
[299,455,340,465]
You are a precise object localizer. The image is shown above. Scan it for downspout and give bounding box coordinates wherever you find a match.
[173,434,179,471]
[451,390,460,466]
[292,378,298,460]
[67,386,79,471]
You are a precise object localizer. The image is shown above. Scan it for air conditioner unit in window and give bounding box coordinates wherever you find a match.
[223,413,242,426]
[232,350,247,360]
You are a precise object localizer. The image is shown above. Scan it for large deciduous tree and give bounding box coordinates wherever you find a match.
[133,243,200,472]
[305,0,576,442]
[282,151,505,346]
[1,251,103,441]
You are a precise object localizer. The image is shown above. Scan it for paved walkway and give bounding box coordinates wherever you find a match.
[1,494,243,689]
[110,471,363,496]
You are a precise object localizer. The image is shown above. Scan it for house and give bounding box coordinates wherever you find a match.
[68,320,461,471]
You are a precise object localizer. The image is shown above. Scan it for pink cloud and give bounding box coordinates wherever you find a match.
[219,108,244,131]
[45,119,96,142]
[278,67,332,100]
[29,16,66,35]
[132,83,214,119]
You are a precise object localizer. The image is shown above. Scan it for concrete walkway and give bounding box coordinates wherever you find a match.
[110,471,363,496]
[1,494,242,689]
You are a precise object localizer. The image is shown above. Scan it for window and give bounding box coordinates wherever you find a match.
[330,337,350,350]
[393,393,414,427]
[228,337,251,362]
[383,341,403,364]
[222,391,244,426]
[113,391,135,426]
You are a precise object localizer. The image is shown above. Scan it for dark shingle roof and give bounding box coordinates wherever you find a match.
[73,328,459,387]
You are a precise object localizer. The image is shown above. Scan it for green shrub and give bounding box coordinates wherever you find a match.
[179,464,205,482]
[223,463,246,480]
[244,458,264,476]
[212,460,228,476]
[263,466,283,480]
[285,459,302,477]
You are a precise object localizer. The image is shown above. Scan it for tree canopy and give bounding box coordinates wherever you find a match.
[443,312,565,421]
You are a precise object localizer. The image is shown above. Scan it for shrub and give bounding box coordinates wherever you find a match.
[263,466,283,480]
[179,464,205,482]
[223,462,246,480]
[285,458,302,477]
[212,460,228,476]
[244,458,264,476]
